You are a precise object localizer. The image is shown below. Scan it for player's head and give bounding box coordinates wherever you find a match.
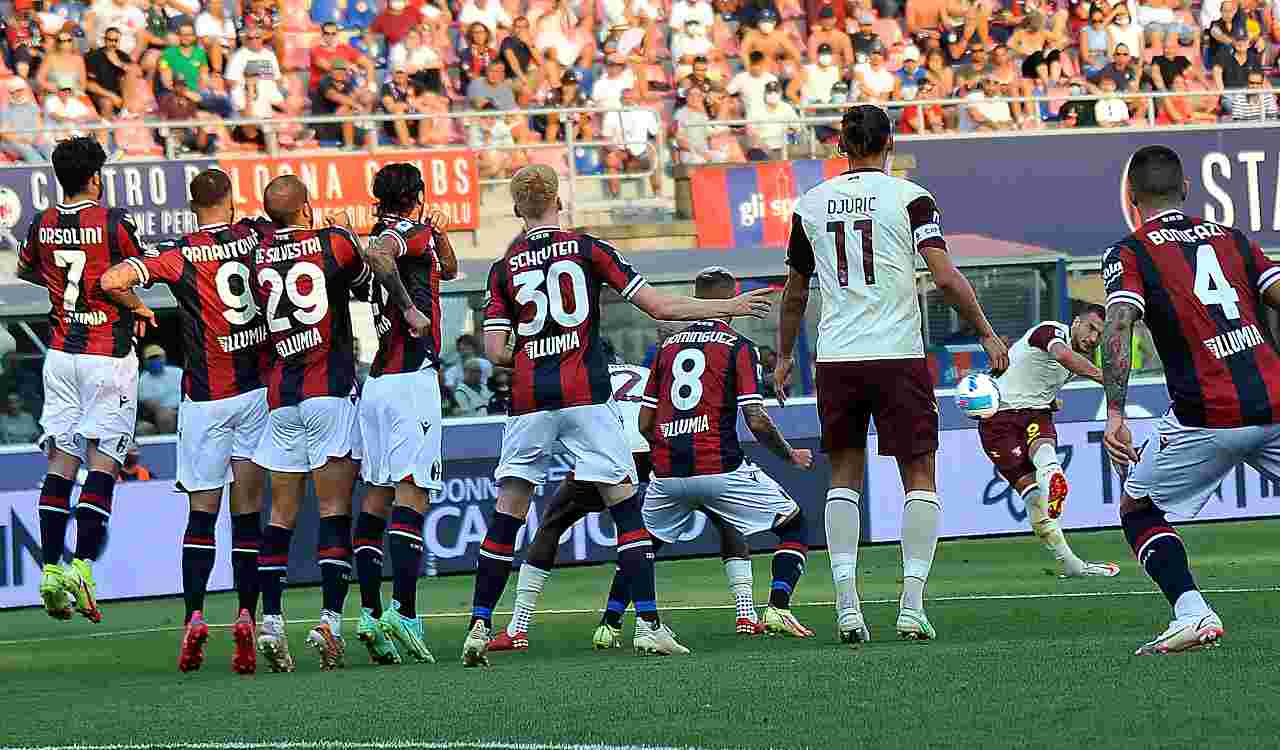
[1071,303,1106,355]
[694,265,737,300]
[263,174,313,228]
[510,164,561,225]
[51,137,108,200]
[372,162,425,220]
[189,168,235,224]
[838,104,894,170]
[1126,145,1187,215]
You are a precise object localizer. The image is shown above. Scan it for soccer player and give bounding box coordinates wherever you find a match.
[1101,145,1280,654]
[462,164,773,666]
[101,169,275,674]
[977,306,1121,578]
[350,163,458,666]
[17,136,155,624]
[777,105,1009,644]
[642,266,817,638]
[249,175,429,673]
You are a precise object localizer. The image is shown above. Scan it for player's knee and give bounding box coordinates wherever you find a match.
[188,489,222,515]
[772,507,809,546]
[718,525,751,561]
[362,486,395,518]
[496,478,535,518]
[393,481,430,513]
[596,481,638,507]
[1118,493,1152,517]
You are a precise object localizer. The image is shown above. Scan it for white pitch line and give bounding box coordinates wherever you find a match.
[0,741,724,750]
[1,586,1276,648]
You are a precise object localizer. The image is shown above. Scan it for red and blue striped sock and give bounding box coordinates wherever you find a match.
[610,495,658,625]
[317,515,353,615]
[353,511,388,617]
[38,473,74,565]
[769,511,810,609]
[181,510,218,622]
[231,512,261,617]
[388,506,426,619]
[1123,506,1197,608]
[471,511,523,629]
[257,524,293,617]
[74,471,115,561]
[601,564,629,628]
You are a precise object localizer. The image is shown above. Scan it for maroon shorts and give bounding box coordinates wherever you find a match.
[977,408,1058,484]
[816,358,939,458]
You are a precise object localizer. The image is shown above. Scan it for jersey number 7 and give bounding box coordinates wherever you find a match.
[827,219,875,287]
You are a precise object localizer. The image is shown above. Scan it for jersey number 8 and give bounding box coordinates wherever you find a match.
[671,349,706,411]
[513,260,589,336]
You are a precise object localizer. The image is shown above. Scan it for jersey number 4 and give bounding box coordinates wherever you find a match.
[827,220,874,287]
[1193,244,1241,321]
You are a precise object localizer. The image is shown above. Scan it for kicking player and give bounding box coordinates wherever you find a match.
[101,169,275,673]
[249,175,428,672]
[1102,145,1280,654]
[777,105,1008,643]
[462,164,773,666]
[17,137,155,624]
[350,163,458,666]
[978,306,1121,578]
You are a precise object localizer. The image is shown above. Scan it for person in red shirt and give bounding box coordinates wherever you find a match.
[370,0,422,46]
[309,21,376,92]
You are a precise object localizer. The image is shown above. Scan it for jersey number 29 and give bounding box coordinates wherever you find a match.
[827,220,875,287]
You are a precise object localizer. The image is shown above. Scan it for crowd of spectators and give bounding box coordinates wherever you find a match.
[0,0,1271,171]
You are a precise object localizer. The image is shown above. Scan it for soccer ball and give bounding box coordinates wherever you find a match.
[955,373,1000,420]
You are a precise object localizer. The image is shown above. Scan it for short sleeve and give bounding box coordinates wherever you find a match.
[110,210,145,260]
[905,191,946,254]
[483,261,514,332]
[128,245,186,288]
[328,227,370,286]
[785,212,815,277]
[17,219,40,277]
[1249,240,1280,296]
[591,239,647,299]
[734,341,764,407]
[1102,242,1145,317]
[1027,323,1069,352]
[641,351,661,408]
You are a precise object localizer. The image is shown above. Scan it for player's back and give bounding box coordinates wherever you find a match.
[138,219,274,401]
[790,169,942,362]
[1104,209,1280,427]
[485,226,645,416]
[20,202,144,358]
[996,321,1073,410]
[368,215,442,377]
[644,320,763,478]
[252,224,370,408]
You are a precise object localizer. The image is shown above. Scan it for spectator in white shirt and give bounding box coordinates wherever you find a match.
[727,50,778,118]
[1107,8,1144,58]
[592,53,640,108]
[1226,69,1279,120]
[965,76,1015,131]
[451,360,493,417]
[670,0,715,33]
[747,80,799,159]
[672,19,715,62]
[45,79,104,143]
[603,87,661,197]
[458,0,513,37]
[224,27,283,104]
[138,344,183,434]
[1094,75,1132,125]
[196,0,237,73]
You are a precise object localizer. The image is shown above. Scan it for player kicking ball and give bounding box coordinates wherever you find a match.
[975,307,1121,578]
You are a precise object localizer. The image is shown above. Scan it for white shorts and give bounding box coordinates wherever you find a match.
[1125,411,1280,518]
[254,396,360,473]
[39,349,139,466]
[643,461,799,543]
[496,401,637,486]
[177,388,269,492]
[359,369,443,490]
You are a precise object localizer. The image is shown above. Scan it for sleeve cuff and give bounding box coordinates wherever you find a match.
[737,394,764,405]
[352,264,372,287]
[621,276,647,300]
[1106,291,1145,315]
[124,257,150,287]
[641,396,659,407]
[379,229,409,258]
[1259,267,1280,295]
[483,319,512,331]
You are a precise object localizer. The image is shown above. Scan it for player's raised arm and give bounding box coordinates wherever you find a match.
[328,210,430,338]
[427,209,459,281]
[629,284,775,322]
[919,247,1008,373]
[1049,340,1103,384]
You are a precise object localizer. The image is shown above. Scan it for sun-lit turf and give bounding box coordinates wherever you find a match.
[2,520,1279,750]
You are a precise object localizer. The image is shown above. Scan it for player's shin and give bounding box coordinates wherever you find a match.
[508,563,549,639]
[74,470,115,561]
[1122,504,1209,618]
[825,489,863,624]
[471,511,523,629]
[900,491,941,611]
[610,494,659,625]
[231,512,262,617]
[388,506,425,618]
[38,473,74,565]
[181,509,218,622]
[317,515,353,636]
[353,509,389,617]
[257,524,293,618]
[1022,485,1083,571]
[769,513,808,610]
[602,566,629,628]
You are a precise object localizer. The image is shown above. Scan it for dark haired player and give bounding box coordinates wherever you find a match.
[17,137,155,625]
[778,105,1007,643]
[349,163,458,666]
[249,175,428,672]
[1102,145,1280,654]
[977,305,1120,578]
[461,165,774,665]
[102,169,275,674]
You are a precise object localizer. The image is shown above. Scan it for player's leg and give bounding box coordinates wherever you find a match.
[380,480,436,663]
[355,485,400,665]
[227,457,265,675]
[704,510,759,635]
[309,454,360,671]
[762,503,814,638]
[894,452,941,640]
[178,488,221,673]
[1015,474,1119,578]
[35,351,84,620]
[1026,422,1069,518]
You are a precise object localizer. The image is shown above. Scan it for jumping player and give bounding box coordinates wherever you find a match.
[18,137,155,624]
[1101,145,1280,654]
[101,169,275,674]
[350,163,458,666]
[977,306,1121,578]
[249,175,428,672]
[777,105,1009,643]
[462,164,773,665]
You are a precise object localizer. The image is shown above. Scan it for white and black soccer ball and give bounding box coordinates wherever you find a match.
[955,373,1000,420]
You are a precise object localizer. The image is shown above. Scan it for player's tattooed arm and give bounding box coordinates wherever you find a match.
[742,404,793,461]
[363,233,418,312]
[100,261,144,299]
[1101,302,1140,416]
[427,209,459,281]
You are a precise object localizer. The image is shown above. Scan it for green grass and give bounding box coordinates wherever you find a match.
[2,521,1279,750]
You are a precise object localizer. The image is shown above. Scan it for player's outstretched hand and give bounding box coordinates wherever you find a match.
[1103,414,1139,472]
[728,288,775,319]
[981,333,1010,374]
[325,210,355,232]
[404,306,431,338]
[789,448,813,470]
[426,209,451,232]
[133,305,156,338]
[773,355,794,407]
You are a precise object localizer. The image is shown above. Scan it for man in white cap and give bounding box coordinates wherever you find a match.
[0,78,54,162]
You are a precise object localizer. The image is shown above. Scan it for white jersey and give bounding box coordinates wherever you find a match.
[787,168,946,362]
[995,322,1074,410]
[609,364,651,453]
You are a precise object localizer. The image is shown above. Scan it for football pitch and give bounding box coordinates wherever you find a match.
[2,520,1278,750]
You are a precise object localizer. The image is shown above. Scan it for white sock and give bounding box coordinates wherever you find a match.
[320,609,342,639]
[509,564,550,636]
[825,489,862,626]
[1031,443,1062,494]
[263,613,285,634]
[900,491,941,611]
[723,558,756,622]
[1173,590,1211,621]
[1023,485,1083,573]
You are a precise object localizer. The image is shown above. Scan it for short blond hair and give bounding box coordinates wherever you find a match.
[510,164,558,220]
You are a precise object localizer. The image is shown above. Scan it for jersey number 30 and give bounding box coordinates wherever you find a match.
[827,220,875,287]
[513,260,589,336]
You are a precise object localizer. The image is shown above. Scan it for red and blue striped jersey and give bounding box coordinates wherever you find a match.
[1103,209,1280,428]
[368,214,442,376]
[643,319,764,477]
[484,226,646,416]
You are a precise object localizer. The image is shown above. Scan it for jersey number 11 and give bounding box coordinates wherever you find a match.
[827,220,875,287]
